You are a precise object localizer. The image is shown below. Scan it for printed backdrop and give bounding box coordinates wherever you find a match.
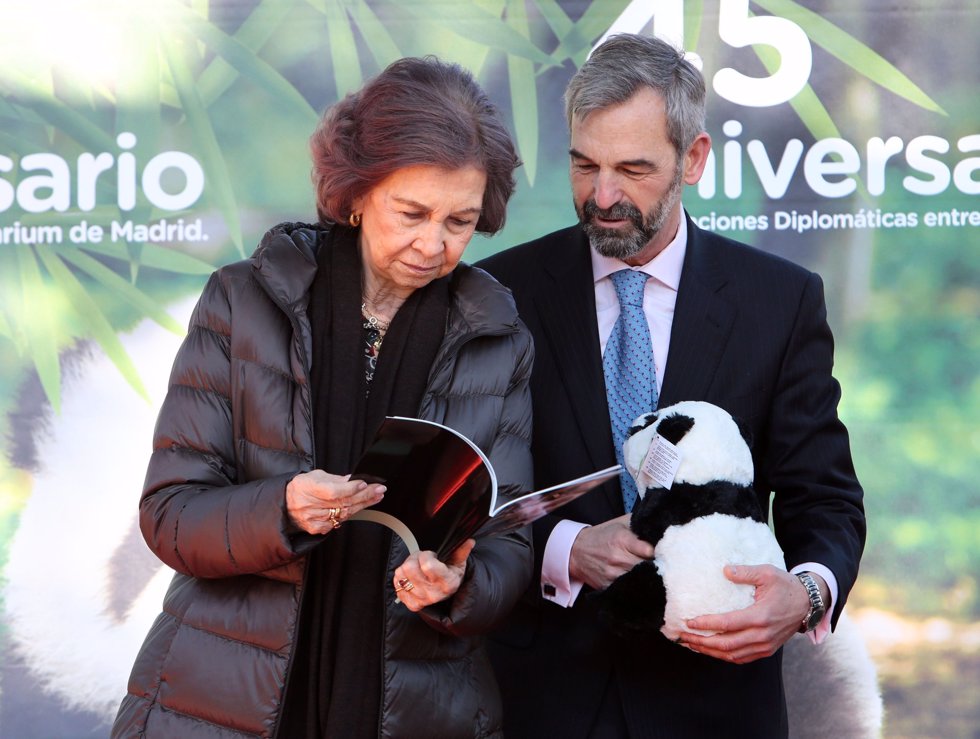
[0,1,977,736]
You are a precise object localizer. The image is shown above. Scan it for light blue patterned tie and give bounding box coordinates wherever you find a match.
[603,269,657,512]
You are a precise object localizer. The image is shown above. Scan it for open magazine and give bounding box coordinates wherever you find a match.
[350,416,620,560]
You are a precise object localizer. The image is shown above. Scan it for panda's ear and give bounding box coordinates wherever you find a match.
[626,411,659,438]
[731,412,753,450]
[656,413,694,445]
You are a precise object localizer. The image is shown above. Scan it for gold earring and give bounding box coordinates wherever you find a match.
[349,212,361,228]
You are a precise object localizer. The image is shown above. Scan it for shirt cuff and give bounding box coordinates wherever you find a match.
[791,562,838,645]
[541,520,590,607]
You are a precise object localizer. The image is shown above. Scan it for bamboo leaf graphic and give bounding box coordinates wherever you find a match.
[114,14,163,282]
[0,126,49,158]
[0,251,23,350]
[397,0,555,66]
[0,93,21,118]
[348,0,404,69]
[550,0,629,66]
[78,241,216,275]
[685,0,704,51]
[754,43,872,201]
[0,69,116,153]
[505,0,539,186]
[161,31,245,257]
[754,0,946,115]
[196,0,296,108]
[530,0,573,40]
[15,248,63,412]
[54,247,185,335]
[753,44,841,141]
[324,0,363,96]
[34,245,149,402]
[168,0,318,124]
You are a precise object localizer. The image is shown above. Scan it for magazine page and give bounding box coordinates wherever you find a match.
[350,417,620,559]
[476,465,622,541]
[350,417,496,558]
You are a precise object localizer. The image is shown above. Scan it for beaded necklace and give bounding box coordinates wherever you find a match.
[361,303,388,388]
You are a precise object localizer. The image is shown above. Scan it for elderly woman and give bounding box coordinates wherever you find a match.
[112,57,532,738]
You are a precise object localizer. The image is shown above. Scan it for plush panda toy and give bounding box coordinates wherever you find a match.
[600,400,786,641]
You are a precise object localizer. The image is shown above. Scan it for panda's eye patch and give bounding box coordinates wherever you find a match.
[657,414,694,445]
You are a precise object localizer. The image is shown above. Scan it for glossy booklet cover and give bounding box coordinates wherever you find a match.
[350,416,621,560]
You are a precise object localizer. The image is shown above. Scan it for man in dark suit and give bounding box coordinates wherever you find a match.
[478,34,865,738]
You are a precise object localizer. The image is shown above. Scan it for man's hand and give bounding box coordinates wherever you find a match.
[677,565,826,664]
[568,514,655,590]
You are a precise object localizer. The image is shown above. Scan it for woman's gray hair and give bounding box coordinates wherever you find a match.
[564,34,706,156]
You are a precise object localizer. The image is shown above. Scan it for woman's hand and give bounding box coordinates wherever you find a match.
[393,539,476,611]
[285,470,385,535]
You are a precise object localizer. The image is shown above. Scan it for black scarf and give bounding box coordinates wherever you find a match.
[278,226,449,738]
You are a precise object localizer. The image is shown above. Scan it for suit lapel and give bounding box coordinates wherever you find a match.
[533,230,617,479]
[659,216,736,406]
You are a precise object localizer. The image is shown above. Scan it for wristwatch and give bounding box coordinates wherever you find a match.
[795,571,826,633]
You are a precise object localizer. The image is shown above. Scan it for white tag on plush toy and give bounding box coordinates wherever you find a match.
[640,433,682,490]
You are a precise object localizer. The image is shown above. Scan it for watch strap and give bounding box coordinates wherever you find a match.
[795,571,826,633]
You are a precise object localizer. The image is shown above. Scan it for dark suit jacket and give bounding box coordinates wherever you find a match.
[477,217,866,739]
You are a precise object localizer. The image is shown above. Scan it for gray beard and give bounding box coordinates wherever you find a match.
[578,170,682,260]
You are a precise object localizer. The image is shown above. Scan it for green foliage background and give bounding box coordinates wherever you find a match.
[837,183,980,618]
[0,0,976,671]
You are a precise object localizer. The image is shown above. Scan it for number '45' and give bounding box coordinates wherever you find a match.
[596,0,813,108]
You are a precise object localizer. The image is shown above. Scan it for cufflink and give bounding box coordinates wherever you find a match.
[543,583,556,597]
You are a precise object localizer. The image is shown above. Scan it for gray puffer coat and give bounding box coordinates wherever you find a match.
[112,224,534,738]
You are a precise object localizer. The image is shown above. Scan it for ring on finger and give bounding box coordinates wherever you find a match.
[327,507,343,529]
[394,577,415,593]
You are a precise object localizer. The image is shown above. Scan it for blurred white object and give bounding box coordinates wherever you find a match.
[2,297,195,718]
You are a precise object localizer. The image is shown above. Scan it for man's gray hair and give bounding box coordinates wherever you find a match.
[564,34,706,156]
